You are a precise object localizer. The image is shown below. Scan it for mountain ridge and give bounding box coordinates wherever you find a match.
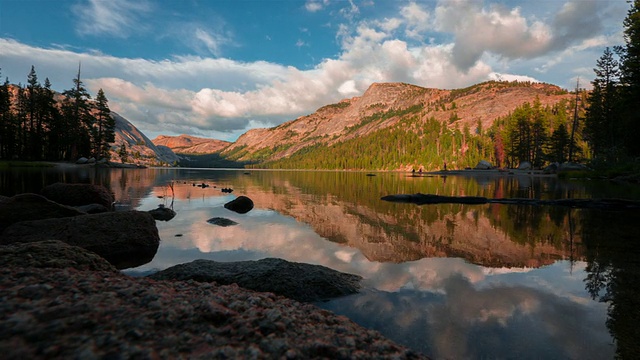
[153,80,573,169]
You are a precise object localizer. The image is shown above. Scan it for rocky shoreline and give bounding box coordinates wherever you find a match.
[0,185,426,359]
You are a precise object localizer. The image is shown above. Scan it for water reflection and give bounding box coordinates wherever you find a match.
[2,167,639,358]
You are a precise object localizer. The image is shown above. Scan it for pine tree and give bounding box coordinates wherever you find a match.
[94,88,114,160]
[0,72,13,159]
[62,65,93,160]
[585,47,621,162]
[118,143,128,163]
[619,0,640,156]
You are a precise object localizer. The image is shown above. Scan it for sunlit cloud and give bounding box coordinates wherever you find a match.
[0,0,628,139]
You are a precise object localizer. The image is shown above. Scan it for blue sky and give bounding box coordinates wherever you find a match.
[0,0,629,141]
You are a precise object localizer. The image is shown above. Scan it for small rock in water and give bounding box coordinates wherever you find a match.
[206,217,238,227]
[148,206,176,221]
[224,196,253,214]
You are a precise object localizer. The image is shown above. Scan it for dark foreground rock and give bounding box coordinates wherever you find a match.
[0,267,424,359]
[0,193,85,232]
[0,240,117,272]
[149,258,362,302]
[224,195,254,214]
[0,211,160,269]
[41,182,114,209]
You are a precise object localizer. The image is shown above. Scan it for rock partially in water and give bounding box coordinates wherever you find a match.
[0,240,117,272]
[149,258,362,302]
[148,205,176,221]
[474,160,492,170]
[517,161,532,170]
[543,162,559,174]
[559,162,590,172]
[0,193,85,232]
[0,211,159,269]
[41,183,114,209]
[207,217,238,227]
[224,195,254,214]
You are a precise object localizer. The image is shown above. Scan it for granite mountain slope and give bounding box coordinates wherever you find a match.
[154,81,572,166]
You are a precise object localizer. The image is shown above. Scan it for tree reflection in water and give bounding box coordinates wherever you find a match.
[582,209,640,359]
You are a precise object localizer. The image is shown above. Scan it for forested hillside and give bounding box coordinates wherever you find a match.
[215,80,579,171]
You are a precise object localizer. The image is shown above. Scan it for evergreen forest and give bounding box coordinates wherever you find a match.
[0,66,115,162]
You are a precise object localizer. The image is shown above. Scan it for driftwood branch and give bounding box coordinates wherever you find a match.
[381,193,640,210]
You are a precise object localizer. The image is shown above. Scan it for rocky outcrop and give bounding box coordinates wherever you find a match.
[0,266,422,359]
[0,240,117,272]
[149,258,363,302]
[0,211,160,269]
[41,182,114,209]
[224,196,254,214]
[110,112,179,166]
[152,134,231,154]
[0,193,85,232]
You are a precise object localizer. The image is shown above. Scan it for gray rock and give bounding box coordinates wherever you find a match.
[0,240,117,272]
[224,195,254,214]
[149,258,362,302]
[75,157,89,164]
[543,162,559,174]
[207,217,238,227]
[41,182,114,209]
[474,160,492,170]
[1,211,160,269]
[0,193,85,232]
[148,205,176,221]
[559,162,590,171]
[518,161,532,170]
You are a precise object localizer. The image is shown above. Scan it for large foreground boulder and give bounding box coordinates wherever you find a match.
[0,240,117,272]
[0,267,422,359]
[41,182,114,209]
[0,193,85,232]
[149,258,362,302]
[224,196,254,214]
[0,211,159,269]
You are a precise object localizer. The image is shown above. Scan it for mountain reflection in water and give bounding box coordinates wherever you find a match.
[2,167,639,359]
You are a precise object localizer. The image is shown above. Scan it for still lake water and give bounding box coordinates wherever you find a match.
[2,166,640,359]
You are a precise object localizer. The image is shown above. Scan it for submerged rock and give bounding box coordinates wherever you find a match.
[0,211,160,269]
[206,217,238,227]
[149,258,362,302]
[224,195,254,214]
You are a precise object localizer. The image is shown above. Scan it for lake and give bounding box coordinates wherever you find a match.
[2,166,640,359]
